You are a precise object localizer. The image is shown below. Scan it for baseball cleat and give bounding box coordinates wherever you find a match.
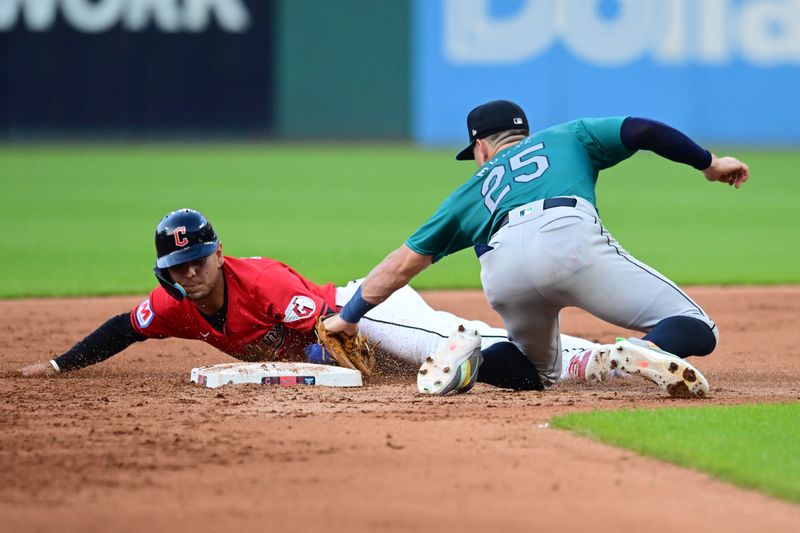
[567,346,612,382]
[610,338,710,398]
[417,325,482,395]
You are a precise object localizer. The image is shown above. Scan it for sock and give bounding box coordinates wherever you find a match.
[559,348,594,381]
[478,342,543,391]
[643,316,717,357]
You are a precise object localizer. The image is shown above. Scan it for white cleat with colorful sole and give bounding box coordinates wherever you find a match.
[611,338,710,398]
[417,325,482,395]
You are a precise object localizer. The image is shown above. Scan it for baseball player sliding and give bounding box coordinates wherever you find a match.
[325,101,750,398]
[20,208,598,386]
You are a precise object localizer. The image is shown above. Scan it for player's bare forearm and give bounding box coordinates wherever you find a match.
[360,245,433,304]
[323,245,432,335]
[703,154,750,188]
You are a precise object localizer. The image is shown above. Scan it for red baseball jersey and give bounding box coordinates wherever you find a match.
[130,256,337,361]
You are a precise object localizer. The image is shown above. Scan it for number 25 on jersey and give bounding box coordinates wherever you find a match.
[481,142,550,214]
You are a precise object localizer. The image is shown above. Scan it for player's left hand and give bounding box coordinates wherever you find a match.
[323,313,359,336]
[21,361,59,377]
[703,154,750,188]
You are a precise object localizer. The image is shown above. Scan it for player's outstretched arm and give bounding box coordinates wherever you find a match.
[323,245,433,335]
[620,117,749,189]
[20,313,146,377]
[702,154,750,188]
[361,244,433,303]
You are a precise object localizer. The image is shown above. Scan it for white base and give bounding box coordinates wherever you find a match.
[190,362,363,389]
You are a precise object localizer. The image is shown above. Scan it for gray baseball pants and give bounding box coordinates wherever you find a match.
[479,196,716,386]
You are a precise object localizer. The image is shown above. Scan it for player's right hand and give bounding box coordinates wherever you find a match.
[703,154,749,188]
[21,362,59,377]
[322,313,359,336]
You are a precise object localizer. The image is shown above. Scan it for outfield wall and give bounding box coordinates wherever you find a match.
[1,0,798,145]
[274,0,410,140]
[0,0,410,140]
[0,0,276,138]
[412,0,800,146]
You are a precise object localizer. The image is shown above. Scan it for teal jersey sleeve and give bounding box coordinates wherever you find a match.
[572,117,636,170]
[405,193,474,263]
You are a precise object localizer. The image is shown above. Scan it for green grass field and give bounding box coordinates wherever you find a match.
[0,144,797,297]
[551,403,800,503]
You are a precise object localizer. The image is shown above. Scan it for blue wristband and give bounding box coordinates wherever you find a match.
[339,286,376,323]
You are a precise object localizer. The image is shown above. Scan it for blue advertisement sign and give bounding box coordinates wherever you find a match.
[413,0,800,146]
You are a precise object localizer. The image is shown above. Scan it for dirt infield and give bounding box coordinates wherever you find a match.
[2,287,799,533]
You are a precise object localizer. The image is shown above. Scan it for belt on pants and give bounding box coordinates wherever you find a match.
[475,197,579,259]
[495,197,578,232]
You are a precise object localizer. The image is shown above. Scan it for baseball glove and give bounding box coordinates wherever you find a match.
[314,317,377,376]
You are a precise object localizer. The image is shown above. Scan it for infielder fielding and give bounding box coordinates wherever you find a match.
[324,101,750,397]
[21,208,597,388]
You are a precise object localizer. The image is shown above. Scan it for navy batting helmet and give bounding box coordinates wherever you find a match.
[153,209,219,300]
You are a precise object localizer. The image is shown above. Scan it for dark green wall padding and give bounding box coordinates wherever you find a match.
[275,0,411,139]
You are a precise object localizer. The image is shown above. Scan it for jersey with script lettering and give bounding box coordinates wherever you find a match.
[130,256,337,361]
[406,117,635,262]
